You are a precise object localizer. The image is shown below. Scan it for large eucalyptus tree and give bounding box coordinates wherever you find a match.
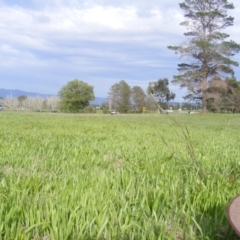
[168,0,240,112]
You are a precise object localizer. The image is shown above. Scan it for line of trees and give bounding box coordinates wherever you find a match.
[108,79,175,113]
[0,80,96,113]
[0,95,59,112]
[2,75,240,113]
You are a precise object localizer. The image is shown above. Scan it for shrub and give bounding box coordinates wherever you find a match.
[84,105,96,113]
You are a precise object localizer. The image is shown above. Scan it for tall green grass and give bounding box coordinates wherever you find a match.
[0,112,239,239]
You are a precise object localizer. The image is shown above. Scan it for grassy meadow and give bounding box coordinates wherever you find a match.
[0,112,240,239]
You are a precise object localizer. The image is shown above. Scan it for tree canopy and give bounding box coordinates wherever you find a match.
[18,95,28,108]
[58,79,95,112]
[207,77,240,112]
[131,86,146,112]
[148,78,175,112]
[109,80,131,113]
[168,0,240,113]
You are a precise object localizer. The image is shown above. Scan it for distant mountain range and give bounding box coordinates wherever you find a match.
[0,88,108,105]
[0,88,53,99]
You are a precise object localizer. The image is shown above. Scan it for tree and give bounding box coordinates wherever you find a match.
[131,86,146,112]
[148,78,176,112]
[18,95,28,109]
[46,96,60,112]
[108,80,131,113]
[168,0,240,113]
[226,78,240,112]
[101,102,110,114]
[24,97,35,111]
[145,94,158,112]
[33,96,45,112]
[58,79,95,112]
[207,76,240,112]
[4,95,18,110]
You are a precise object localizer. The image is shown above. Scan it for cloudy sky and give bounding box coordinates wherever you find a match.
[1,0,240,100]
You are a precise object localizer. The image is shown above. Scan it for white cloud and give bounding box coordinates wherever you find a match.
[82,6,133,30]
[0,3,184,44]
[1,44,21,55]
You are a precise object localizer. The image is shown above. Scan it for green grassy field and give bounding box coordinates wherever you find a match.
[0,112,240,239]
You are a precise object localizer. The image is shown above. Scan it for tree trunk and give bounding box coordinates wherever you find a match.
[201,77,208,113]
[202,92,207,113]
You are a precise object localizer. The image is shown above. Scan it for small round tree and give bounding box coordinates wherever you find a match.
[58,79,95,113]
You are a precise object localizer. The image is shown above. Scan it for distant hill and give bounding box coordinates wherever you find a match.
[0,88,108,105]
[0,88,53,99]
